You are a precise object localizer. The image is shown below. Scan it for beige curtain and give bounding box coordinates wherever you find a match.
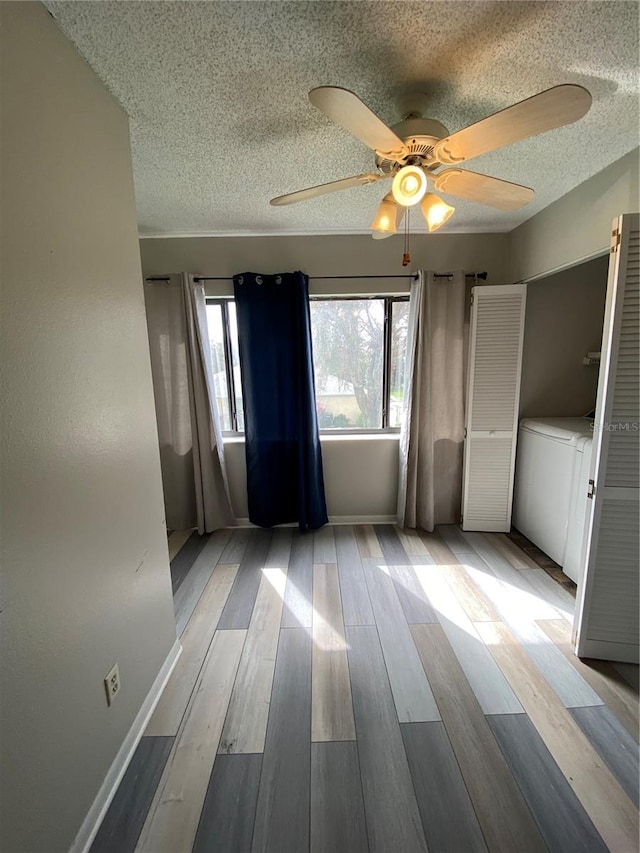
[398,270,467,531]
[144,273,234,533]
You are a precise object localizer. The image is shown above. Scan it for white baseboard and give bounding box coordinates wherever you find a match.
[328,515,397,525]
[70,638,182,853]
[235,515,396,528]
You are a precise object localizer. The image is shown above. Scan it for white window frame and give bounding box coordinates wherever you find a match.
[206,294,409,435]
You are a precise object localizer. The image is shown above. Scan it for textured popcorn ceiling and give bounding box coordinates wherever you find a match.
[46,1,639,236]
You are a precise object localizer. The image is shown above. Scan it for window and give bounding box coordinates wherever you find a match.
[206,295,409,433]
[205,300,243,433]
[310,297,409,429]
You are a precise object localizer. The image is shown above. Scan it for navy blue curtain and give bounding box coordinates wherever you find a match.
[233,271,328,531]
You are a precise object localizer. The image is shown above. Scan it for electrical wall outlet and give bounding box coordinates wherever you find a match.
[104,663,121,706]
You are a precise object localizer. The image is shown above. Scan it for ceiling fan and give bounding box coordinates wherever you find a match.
[270,84,592,238]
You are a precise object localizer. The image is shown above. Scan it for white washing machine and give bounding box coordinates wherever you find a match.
[513,418,593,582]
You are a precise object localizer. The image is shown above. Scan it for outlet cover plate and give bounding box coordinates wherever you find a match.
[104,662,120,706]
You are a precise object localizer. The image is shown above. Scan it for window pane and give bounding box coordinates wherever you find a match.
[206,303,231,431]
[310,299,384,430]
[389,300,410,428]
[227,301,244,432]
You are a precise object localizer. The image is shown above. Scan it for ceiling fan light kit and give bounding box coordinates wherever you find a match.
[391,165,428,207]
[371,192,401,239]
[421,193,455,233]
[271,83,592,258]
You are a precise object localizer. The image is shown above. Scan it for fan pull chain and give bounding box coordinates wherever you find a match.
[402,206,411,267]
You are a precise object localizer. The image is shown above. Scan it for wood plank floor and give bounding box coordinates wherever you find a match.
[93,524,638,853]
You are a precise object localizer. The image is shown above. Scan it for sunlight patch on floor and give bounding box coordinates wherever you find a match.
[261,565,349,651]
[261,566,288,598]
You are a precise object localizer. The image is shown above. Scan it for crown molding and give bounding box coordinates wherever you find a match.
[138,224,510,239]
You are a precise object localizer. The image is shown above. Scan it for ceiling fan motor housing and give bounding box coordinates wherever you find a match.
[375,117,450,172]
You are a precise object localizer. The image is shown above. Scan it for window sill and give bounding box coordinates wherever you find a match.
[320,431,401,441]
[222,431,401,444]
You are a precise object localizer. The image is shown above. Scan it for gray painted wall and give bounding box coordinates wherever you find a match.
[520,256,608,419]
[139,232,510,293]
[0,4,177,851]
[224,436,401,521]
[509,148,639,283]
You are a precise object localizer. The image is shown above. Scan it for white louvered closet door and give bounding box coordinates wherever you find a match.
[462,284,526,531]
[575,213,639,663]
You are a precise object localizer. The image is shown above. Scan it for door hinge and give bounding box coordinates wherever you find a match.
[611,228,621,253]
[587,479,596,500]
[464,427,467,439]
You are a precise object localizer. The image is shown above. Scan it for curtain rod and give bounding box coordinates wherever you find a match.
[146,272,487,283]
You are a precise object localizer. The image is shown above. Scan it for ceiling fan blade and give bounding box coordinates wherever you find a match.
[433,168,534,210]
[433,84,592,166]
[309,86,409,160]
[270,172,388,206]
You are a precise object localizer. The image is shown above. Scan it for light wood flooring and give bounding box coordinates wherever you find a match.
[92,524,639,853]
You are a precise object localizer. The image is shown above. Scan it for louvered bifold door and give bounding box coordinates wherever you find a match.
[576,213,640,663]
[462,284,526,532]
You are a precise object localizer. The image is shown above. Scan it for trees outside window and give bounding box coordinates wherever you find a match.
[310,299,384,429]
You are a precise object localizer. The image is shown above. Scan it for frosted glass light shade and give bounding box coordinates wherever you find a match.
[371,193,400,239]
[392,165,427,207]
[421,193,455,232]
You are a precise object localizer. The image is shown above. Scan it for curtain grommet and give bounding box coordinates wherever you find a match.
[256,275,263,285]
[275,275,282,285]
[237,276,244,285]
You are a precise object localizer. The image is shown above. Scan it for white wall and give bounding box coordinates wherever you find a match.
[0,4,177,851]
[509,148,639,283]
[141,232,509,519]
[520,255,608,418]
